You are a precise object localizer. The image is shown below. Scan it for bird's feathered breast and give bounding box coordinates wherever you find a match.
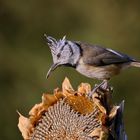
[76,42,133,66]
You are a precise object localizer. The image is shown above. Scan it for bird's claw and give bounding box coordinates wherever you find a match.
[88,80,111,99]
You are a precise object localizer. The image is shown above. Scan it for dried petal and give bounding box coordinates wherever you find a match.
[109,106,119,120]
[78,83,91,95]
[62,77,74,96]
[42,93,57,106]
[17,111,33,140]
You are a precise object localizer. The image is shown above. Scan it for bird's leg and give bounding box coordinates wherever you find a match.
[100,80,109,90]
[88,80,109,98]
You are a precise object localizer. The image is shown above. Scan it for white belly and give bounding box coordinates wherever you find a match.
[76,63,121,80]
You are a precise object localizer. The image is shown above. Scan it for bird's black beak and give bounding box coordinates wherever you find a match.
[46,63,60,79]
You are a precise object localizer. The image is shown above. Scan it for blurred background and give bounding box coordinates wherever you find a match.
[0,0,140,139]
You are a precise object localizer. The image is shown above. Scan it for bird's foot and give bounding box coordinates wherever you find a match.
[88,80,112,99]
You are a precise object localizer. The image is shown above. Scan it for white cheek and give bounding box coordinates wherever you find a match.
[52,57,57,63]
[62,51,70,58]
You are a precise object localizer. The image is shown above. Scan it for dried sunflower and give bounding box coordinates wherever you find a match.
[18,78,127,140]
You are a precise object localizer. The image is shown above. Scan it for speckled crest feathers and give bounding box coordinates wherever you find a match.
[45,35,66,55]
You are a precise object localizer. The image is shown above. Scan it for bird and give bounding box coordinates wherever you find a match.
[45,35,140,95]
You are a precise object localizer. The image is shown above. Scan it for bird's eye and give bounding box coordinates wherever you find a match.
[65,41,68,45]
[57,53,61,58]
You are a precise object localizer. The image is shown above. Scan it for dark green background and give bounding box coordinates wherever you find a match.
[0,0,140,139]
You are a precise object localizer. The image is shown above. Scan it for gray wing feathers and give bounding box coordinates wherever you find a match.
[79,42,132,66]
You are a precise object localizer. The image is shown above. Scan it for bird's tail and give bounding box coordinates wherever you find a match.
[130,61,140,67]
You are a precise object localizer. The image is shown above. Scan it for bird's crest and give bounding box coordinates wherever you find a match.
[44,34,67,61]
[44,34,66,48]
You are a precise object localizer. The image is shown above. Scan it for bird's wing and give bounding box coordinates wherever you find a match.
[77,42,133,66]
